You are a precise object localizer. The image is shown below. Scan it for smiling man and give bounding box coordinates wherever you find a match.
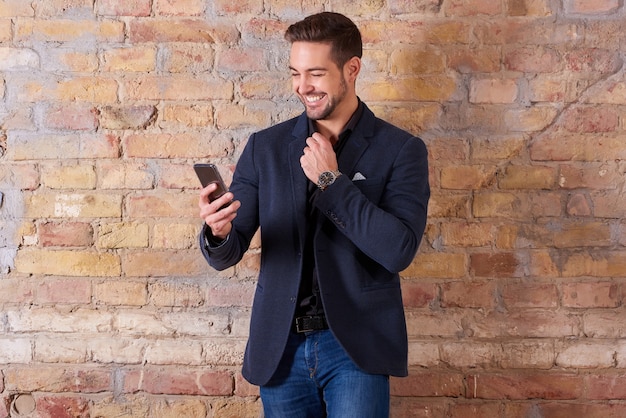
[198,12,430,417]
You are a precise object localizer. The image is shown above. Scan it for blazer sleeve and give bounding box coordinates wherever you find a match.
[199,133,260,271]
[314,136,430,273]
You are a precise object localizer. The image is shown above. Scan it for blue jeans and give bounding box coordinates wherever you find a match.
[260,330,390,418]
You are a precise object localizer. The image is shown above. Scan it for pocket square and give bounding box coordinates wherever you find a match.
[352,172,366,181]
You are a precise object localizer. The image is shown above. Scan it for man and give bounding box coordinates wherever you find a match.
[198,12,429,417]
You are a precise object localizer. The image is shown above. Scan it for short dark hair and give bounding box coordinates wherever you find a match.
[284,12,363,68]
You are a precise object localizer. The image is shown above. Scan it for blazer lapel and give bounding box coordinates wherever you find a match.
[288,113,310,247]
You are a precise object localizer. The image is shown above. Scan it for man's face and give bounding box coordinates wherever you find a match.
[289,41,348,121]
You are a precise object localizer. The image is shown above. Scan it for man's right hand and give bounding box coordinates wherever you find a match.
[198,183,240,240]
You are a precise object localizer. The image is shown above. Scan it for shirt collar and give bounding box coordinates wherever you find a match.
[307,99,364,142]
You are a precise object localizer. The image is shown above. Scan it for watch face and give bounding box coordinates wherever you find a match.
[318,171,336,189]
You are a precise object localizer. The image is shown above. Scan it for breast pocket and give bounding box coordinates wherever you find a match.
[352,177,385,203]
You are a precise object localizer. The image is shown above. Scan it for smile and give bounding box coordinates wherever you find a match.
[305,94,325,103]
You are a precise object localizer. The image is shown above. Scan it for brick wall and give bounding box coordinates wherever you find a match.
[0,0,624,417]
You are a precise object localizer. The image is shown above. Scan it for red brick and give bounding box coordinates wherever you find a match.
[205,281,255,307]
[470,310,580,338]
[391,372,465,397]
[504,46,562,72]
[213,0,263,15]
[389,0,444,14]
[390,398,446,417]
[562,281,620,308]
[4,366,112,393]
[123,368,233,395]
[564,0,620,14]
[584,312,626,338]
[586,374,626,399]
[471,252,522,277]
[468,373,583,399]
[401,280,437,308]
[445,0,502,16]
[530,132,626,162]
[559,163,624,190]
[449,402,503,418]
[36,396,89,418]
[561,105,619,133]
[36,278,91,304]
[565,48,621,73]
[39,221,93,247]
[501,282,559,308]
[535,402,626,418]
[441,281,496,308]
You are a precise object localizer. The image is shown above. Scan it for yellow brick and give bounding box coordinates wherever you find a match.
[129,19,240,43]
[215,104,272,129]
[402,253,467,279]
[471,136,525,161]
[94,280,148,305]
[125,133,233,159]
[41,163,96,189]
[499,165,557,189]
[25,192,123,218]
[441,165,497,190]
[149,281,204,307]
[55,50,99,72]
[15,249,121,277]
[390,48,446,75]
[123,250,208,277]
[473,192,530,218]
[0,1,35,17]
[362,76,457,102]
[155,0,206,15]
[153,223,198,249]
[98,161,155,190]
[102,46,157,72]
[441,222,495,247]
[505,106,558,131]
[162,104,214,128]
[162,44,214,73]
[0,19,12,41]
[57,77,118,103]
[124,75,233,101]
[126,194,197,218]
[470,78,519,103]
[98,222,149,249]
[16,19,124,42]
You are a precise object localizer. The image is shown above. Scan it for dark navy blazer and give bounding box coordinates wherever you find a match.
[200,103,430,386]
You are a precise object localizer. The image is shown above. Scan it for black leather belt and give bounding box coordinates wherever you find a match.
[294,315,328,333]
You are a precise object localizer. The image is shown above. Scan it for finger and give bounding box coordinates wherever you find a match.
[311,132,330,145]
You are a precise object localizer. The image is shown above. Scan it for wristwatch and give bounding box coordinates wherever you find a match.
[317,170,341,191]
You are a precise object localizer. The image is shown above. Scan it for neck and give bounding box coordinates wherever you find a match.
[314,95,358,145]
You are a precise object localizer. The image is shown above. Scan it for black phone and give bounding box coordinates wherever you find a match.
[193,163,229,204]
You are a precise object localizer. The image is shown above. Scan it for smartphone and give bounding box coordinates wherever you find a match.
[193,163,230,205]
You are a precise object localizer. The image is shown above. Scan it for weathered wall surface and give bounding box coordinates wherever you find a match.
[0,0,625,417]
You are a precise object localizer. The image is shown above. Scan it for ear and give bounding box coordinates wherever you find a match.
[344,56,361,82]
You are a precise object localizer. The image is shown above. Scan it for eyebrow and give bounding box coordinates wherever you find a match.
[289,66,328,72]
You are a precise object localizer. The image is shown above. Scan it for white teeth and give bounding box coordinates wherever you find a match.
[305,95,324,102]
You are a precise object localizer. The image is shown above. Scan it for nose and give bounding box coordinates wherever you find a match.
[295,75,314,95]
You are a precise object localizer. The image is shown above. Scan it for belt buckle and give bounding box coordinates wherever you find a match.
[294,315,325,333]
[295,316,310,333]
